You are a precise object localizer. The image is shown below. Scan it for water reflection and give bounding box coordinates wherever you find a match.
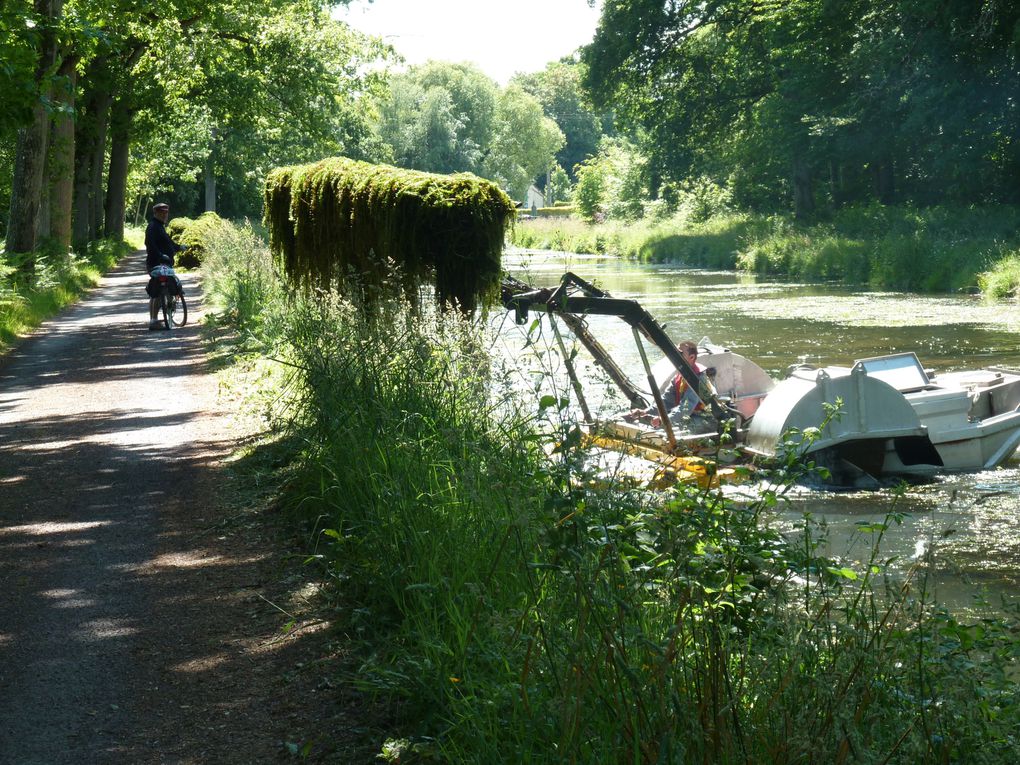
[502,249,1020,615]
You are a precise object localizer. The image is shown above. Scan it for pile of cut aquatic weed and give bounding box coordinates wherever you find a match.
[198,219,1020,762]
[265,157,516,311]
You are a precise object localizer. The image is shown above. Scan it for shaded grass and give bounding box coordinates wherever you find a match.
[979,251,1020,299]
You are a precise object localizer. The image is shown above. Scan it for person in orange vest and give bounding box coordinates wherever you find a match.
[649,340,708,427]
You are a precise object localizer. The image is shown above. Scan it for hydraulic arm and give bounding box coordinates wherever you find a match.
[501,272,733,423]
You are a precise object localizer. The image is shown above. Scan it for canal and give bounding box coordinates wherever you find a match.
[499,249,1020,615]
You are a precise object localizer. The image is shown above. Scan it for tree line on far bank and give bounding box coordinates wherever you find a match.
[581,0,1020,219]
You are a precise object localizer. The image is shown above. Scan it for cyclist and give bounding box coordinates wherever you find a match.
[144,202,184,330]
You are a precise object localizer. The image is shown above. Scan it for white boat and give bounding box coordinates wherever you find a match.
[740,350,1020,479]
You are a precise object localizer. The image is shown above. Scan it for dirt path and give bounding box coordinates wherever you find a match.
[0,253,356,763]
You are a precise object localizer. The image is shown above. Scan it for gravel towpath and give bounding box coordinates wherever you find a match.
[0,253,349,763]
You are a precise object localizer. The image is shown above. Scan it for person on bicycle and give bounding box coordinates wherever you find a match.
[144,202,183,330]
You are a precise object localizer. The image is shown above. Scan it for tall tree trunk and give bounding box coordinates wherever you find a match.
[44,56,77,255]
[104,99,131,241]
[792,154,814,220]
[5,0,62,265]
[874,153,895,205]
[204,156,216,213]
[89,98,110,240]
[828,159,845,209]
[72,123,94,250]
[72,59,109,249]
[72,68,112,248]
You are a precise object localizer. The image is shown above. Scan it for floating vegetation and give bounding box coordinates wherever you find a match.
[264,157,516,312]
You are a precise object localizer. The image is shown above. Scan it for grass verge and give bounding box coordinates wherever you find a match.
[512,205,1020,296]
[202,218,1020,762]
[0,228,141,354]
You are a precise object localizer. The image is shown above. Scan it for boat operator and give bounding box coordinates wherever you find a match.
[627,340,716,431]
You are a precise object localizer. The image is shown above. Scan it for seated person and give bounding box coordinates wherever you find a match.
[627,341,716,432]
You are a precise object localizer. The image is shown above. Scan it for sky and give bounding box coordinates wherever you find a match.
[336,0,603,84]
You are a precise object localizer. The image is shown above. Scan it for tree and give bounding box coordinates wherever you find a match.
[513,59,607,178]
[581,0,1020,216]
[482,85,564,201]
[373,61,564,201]
[5,0,63,261]
[573,137,647,222]
[3,0,390,255]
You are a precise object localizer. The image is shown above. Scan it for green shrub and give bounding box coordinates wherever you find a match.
[200,218,283,337]
[166,216,194,243]
[979,251,1020,299]
[533,205,575,217]
[172,211,231,269]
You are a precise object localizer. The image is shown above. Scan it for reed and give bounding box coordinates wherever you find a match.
[264,157,517,312]
[511,205,1020,295]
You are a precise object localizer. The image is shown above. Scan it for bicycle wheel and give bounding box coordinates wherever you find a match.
[171,294,188,327]
[160,291,172,330]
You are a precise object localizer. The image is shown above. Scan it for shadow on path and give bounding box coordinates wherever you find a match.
[0,252,353,763]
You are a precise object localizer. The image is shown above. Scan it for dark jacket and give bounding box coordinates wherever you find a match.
[144,216,182,272]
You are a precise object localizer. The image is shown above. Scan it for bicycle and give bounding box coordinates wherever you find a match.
[150,265,188,330]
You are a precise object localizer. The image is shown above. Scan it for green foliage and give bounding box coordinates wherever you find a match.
[532,206,575,218]
[166,216,194,243]
[483,84,564,200]
[169,211,230,268]
[513,59,611,179]
[572,138,648,222]
[202,243,1020,760]
[0,237,129,353]
[513,204,1020,295]
[264,157,516,312]
[105,0,392,220]
[543,163,572,206]
[200,218,282,338]
[979,252,1020,300]
[582,0,1020,216]
[373,61,564,202]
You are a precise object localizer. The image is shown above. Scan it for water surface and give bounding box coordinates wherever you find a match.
[499,249,1020,615]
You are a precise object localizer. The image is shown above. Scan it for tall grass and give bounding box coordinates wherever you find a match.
[0,235,133,353]
[203,219,1020,762]
[512,205,1020,295]
[979,251,1020,299]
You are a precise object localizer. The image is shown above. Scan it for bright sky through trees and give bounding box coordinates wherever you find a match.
[336,0,602,84]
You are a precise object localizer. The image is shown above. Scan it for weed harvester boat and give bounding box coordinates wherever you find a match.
[501,273,1020,488]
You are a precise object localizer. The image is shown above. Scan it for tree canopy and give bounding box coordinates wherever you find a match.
[372,61,564,201]
[581,0,1020,217]
[1,0,390,253]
